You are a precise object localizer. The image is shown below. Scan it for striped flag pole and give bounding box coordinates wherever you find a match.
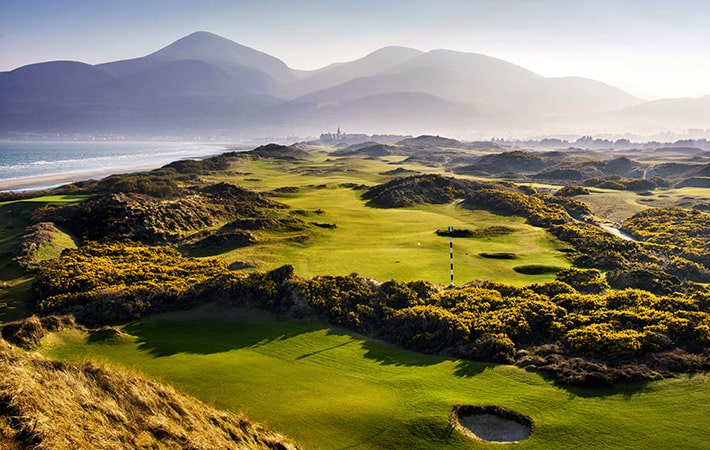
[448,225,454,287]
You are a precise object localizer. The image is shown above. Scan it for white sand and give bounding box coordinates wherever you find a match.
[456,413,532,443]
[0,165,160,192]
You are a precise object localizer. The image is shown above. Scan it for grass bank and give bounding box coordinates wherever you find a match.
[40,305,710,450]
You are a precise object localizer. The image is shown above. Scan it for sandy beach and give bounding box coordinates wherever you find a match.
[0,164,162,193]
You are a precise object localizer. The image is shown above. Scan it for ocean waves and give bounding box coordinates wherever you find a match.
[0,141,229,183]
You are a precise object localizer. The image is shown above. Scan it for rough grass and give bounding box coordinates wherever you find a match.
[0,195,85,242]
[0,196,85,322]
[0,342,299,450]
[582,186,710,223]
[39,305,710,450]
[0,315,76,349]
[13,222,77,268]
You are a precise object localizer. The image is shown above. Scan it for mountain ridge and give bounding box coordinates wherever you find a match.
[1,31,707,138]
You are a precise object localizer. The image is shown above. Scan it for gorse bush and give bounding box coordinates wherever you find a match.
[34,241,228,323]
[297,275,377,328]
[555,185,589,197]
[34,242,710,384]
[622,207,710,270]
[555,268,610,294]
[565,323,646,359]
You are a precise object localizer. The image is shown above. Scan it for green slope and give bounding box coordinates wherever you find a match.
[40,305,710,450]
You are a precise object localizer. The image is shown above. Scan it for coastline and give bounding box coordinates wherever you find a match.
[0,164,164,193]
[0,140,237,194]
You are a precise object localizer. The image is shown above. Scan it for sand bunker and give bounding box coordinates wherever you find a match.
[450,405,533,443]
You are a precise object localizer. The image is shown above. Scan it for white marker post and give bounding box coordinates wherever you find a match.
[448,226,454,287]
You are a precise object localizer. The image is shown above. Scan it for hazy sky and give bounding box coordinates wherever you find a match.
[2,0,709,99]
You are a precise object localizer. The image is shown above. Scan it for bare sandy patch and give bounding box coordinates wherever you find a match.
[450,404,533,443]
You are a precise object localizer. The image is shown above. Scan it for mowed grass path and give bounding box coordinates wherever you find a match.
[213,157,571,285]
[41,306,710,450]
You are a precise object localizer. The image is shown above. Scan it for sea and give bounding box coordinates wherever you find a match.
[0,141,233,191]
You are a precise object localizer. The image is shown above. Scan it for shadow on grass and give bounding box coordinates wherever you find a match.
[121,308,492,381]
[453,359,495,378]
[562,380,652,399]
[359,338,446,368]
[0,277,33,323]
[358,334,492,378]
[123,316,318,358]
[295,339,355,360]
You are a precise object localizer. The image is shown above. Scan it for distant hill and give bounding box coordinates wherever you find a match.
[610,96,710,131]
[290,46,424,96]
[331,142,402,157]
[296,49,640,117]
[397,135,464,149]
[0,32,297,133]
[1,31,706,137]
[0,61,114,101]
[144,31,296,83]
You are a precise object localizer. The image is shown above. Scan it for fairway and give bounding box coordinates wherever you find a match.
[40,304,710,450]
[209,156,572,285]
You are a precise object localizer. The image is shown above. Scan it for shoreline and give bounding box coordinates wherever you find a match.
[0,140,239,194]
[0,164,165,193]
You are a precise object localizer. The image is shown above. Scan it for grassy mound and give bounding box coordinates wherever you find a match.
[1,315,75,349]
[435,228,474,237]
[0,346,299,450]
[396,135,463,148]
[379,167,420,176]
[461,150,550,174]
[248,143,310,161]
[361,174,486,207]
[12,222,77,269]
[331,142,402,157]
[37,181,299,246]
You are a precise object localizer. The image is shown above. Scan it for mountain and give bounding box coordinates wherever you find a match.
[289,46,424,95]
[0,61,114,101]
[0,31,706,138]
[0,32,297,133]
[147,31,296,83]
[297,49,641,116]
[611,96,710,130]
[101,31,296,89]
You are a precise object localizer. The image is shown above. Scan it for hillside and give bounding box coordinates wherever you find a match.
[0,340,299,449]
[5,31,697,138]
[289,46,424,95]
[298,49,640,117]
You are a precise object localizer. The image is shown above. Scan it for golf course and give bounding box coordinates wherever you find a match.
[39,304,710,449]
[2,141,709,449]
